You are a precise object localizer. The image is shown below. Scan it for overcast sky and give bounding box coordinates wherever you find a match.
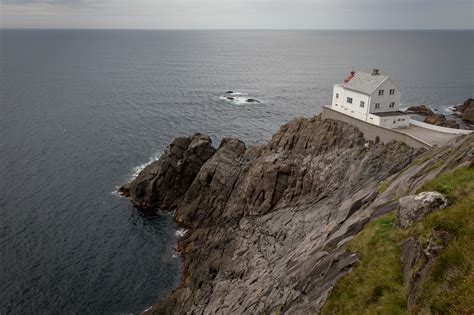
[1,0,473,29]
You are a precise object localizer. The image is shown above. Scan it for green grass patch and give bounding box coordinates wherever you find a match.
[321,164,474,314]
[378,180,390,194]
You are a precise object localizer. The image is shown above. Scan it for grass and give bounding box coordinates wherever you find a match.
[378,180,390,194]
[321,164,474,314]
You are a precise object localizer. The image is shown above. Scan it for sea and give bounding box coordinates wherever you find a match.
[0,30,473,314]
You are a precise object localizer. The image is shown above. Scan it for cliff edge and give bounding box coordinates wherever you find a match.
[120,115,473,314]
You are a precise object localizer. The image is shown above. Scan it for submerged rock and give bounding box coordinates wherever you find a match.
[246,98,260,103]
[396,192,447,228]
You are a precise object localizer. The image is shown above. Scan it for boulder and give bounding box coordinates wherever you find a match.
[227,97,234,100]
[246,98,260,103]
[406,105,435,116]
[226,91,234,94]
[424,114,459,129]
[119,133,216,209]
[396,192,447,228]
[454,98,474,124]
[407,105,459,129]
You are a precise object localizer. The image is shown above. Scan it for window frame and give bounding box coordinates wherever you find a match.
[347,97,353,104]
[360,101,365,108]
[389,89,395,95]
[375,103,380,109]
[378,90,384,96]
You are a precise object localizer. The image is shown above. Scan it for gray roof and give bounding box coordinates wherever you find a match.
[343,72,389,95]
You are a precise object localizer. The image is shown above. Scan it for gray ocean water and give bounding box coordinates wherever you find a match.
[0,30,473,314]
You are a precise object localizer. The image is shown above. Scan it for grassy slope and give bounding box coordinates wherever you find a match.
[321,164,474,314]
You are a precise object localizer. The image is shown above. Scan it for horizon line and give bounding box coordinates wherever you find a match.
[1,27,473,31]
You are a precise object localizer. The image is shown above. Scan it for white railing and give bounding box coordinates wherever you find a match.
[409,119,473,135]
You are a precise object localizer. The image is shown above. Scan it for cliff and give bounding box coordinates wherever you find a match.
[120,115,473,314]
[455,98,474,126]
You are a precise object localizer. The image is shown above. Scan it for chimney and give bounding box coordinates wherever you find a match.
[344,70,356,83]
[372,68,380,76]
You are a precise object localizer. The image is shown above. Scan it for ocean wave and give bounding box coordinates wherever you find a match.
[445,106,456,114]
[219,96,250,105]
[175,228,187,237]
[130,153,161,181]
[110,187,125,198]
[227,91,247,96]
[111,153,162,198]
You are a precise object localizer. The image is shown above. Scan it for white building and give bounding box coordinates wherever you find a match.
[331,69,410,129]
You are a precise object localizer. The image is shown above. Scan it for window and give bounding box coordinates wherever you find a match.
[389,89,395,95]
[378,90,384,96]
[360,101,365,108]
[336,93,339,99]
[389,102,395,108]
[347,97,353,104]
[375,103,380,109]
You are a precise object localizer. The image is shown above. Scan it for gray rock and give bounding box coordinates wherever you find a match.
[400,230,449,310]
[118,114,474,315]
[119,133,216,209]
[396,192,447,228]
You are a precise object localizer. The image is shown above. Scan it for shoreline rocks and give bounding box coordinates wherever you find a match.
[119,115,473,314]
[406,105,459,129]
[453,98,474,126]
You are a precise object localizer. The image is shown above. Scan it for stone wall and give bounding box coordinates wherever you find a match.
[322,106,431,149]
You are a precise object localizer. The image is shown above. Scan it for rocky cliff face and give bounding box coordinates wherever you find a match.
[120,115,472,314]
[454,98,474,126]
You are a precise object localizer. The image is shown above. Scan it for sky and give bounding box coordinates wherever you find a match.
[1,0,473,29]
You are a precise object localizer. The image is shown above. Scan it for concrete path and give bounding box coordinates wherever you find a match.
[399,125,460,147]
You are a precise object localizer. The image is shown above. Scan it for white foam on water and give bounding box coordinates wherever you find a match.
[445,106,455,114]
[143,306,153,312]
[130,153,161,181]
[111,186,124,198]
[111,153,162,199]
[219,96,258,105]
[175,228,187,237]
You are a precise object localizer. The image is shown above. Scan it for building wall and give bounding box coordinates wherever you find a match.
[369,79,401,113]
[373,114,410,129]
[332,84,370,121]
[322,106,431,149]
[367,114,380,126]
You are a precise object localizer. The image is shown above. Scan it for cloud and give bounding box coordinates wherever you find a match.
[1,0,472,29]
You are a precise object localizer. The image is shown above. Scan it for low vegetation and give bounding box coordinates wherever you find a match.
[321,164,474,314]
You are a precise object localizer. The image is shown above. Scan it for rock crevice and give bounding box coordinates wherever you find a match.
[120,115,473,314]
